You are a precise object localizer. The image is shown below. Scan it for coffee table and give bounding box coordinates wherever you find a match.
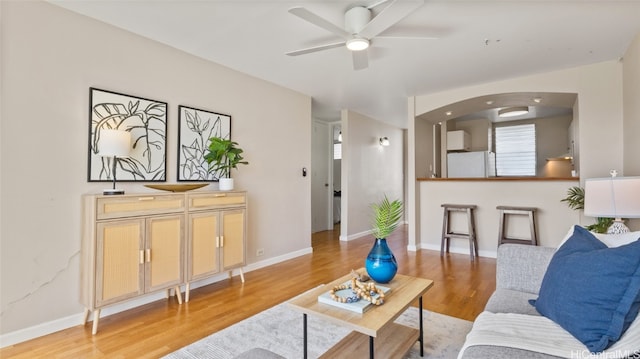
[287,269,434,359]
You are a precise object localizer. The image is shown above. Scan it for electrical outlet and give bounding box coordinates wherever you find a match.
[256,248,264,257]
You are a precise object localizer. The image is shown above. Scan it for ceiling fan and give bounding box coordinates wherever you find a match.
[286,0,428,70]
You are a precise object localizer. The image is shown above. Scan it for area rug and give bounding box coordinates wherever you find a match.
[163,300,472,359]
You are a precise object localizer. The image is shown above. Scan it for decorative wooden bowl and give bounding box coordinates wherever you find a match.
[144,183,208,192]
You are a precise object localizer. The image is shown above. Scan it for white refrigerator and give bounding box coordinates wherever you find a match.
[447,151,496,178]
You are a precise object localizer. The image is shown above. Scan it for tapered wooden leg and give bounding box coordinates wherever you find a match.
[440,208,448,256]
[498,209,506,246]
[92,309,101,335]
[239,268,245,283]
[83,308,90,324]
[175,286,183,304]
[185,283,190,303]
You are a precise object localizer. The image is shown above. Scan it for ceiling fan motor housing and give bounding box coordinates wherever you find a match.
[345,6,371,34]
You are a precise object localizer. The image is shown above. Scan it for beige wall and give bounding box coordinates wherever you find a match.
[409,59,634,251]
[1,1,311,342]
[340,110,404,240]
[623,33,640,230]
[623,33,640,175]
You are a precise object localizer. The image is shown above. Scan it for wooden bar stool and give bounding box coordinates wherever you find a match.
[497,206,538,246]
[440,204,478,261]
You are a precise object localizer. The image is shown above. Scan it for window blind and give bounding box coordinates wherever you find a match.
[495,124,536,176]
[333,143,342,160]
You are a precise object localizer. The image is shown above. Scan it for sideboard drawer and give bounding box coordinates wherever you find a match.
[188,192,246,211]
[96,195,185,220]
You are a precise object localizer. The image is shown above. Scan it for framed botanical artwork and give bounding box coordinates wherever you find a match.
[177,105,231,181]
[88,87,167,182]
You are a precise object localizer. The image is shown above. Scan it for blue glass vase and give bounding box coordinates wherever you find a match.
[365,238,398,283]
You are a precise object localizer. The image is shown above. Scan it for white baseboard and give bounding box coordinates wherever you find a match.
[0,246,313,348]
[421,243,497,258]
[0,313,85,348]
[339,229,372,241]
[406,244,419,252]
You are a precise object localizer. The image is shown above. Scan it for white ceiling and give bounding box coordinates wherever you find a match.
[49,0,640,128]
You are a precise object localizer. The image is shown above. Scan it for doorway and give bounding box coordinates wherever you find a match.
[311,120,342,233]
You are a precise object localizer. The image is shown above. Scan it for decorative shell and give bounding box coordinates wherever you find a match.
[351,269,370,282]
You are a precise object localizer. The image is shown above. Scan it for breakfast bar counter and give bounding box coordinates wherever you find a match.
[416,177,580,257]
[418,176,578,182]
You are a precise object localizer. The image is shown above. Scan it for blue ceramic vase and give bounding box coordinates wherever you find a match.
[365,238,398,283]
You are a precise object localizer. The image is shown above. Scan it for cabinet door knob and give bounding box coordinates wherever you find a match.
[145,249,151,262]
[216,237,220,248]
[138,197,155,201]
[139,250,145,264]
[220,236,224,247]
[214,193,227,197]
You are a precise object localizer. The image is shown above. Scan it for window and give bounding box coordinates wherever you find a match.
[495,124,536,176]
[333,143,342,160]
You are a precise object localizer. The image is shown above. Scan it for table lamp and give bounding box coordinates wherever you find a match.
[584,170,640,234]
[98,129,131,195]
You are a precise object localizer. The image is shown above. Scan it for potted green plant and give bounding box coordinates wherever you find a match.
[561,186,613,233]
[365,195,403,283]
[204,137,248,190]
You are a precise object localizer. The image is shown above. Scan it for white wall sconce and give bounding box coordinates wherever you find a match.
[379,137,390,146]
[98,129,131,195]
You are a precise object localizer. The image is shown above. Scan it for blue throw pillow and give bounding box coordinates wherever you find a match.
[532,225,640,353]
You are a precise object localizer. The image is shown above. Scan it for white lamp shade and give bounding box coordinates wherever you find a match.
[584,176,640,218]
[98,129,131,157]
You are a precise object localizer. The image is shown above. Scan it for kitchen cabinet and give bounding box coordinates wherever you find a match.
[447,130,471,151]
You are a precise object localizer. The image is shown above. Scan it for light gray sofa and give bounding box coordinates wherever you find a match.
[459,243,561,359]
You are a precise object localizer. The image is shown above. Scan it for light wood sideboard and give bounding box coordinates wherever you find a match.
[185,192,247,302]
[81,191,247,334]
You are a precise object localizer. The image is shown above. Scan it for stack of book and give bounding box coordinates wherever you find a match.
[317,281,391,313]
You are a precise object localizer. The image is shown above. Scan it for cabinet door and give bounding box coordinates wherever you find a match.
[187,212,220,281]
[96,219,144,307]
[145,215,184,293]
[221,209,245,270]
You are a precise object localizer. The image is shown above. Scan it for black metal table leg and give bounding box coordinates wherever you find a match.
[369,336,375,359]
[419,296,424,357]
[303,313,308,359]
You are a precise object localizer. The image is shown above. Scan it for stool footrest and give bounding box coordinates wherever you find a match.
[500,238,536,245]
[444,233,473,238]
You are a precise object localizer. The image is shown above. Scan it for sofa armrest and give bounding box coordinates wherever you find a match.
[496,244,556,295]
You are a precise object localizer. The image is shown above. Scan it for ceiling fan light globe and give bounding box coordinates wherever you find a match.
[346,38,369,51]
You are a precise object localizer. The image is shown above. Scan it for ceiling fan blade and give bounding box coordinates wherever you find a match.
[367,0,391,9]
[286,41,345,56]
[352,50,369,70]
[288,7,351,39]
[375,35,437,40]
[358,0,425,39]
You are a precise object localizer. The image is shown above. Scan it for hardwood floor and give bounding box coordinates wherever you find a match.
[1,225,495,358]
